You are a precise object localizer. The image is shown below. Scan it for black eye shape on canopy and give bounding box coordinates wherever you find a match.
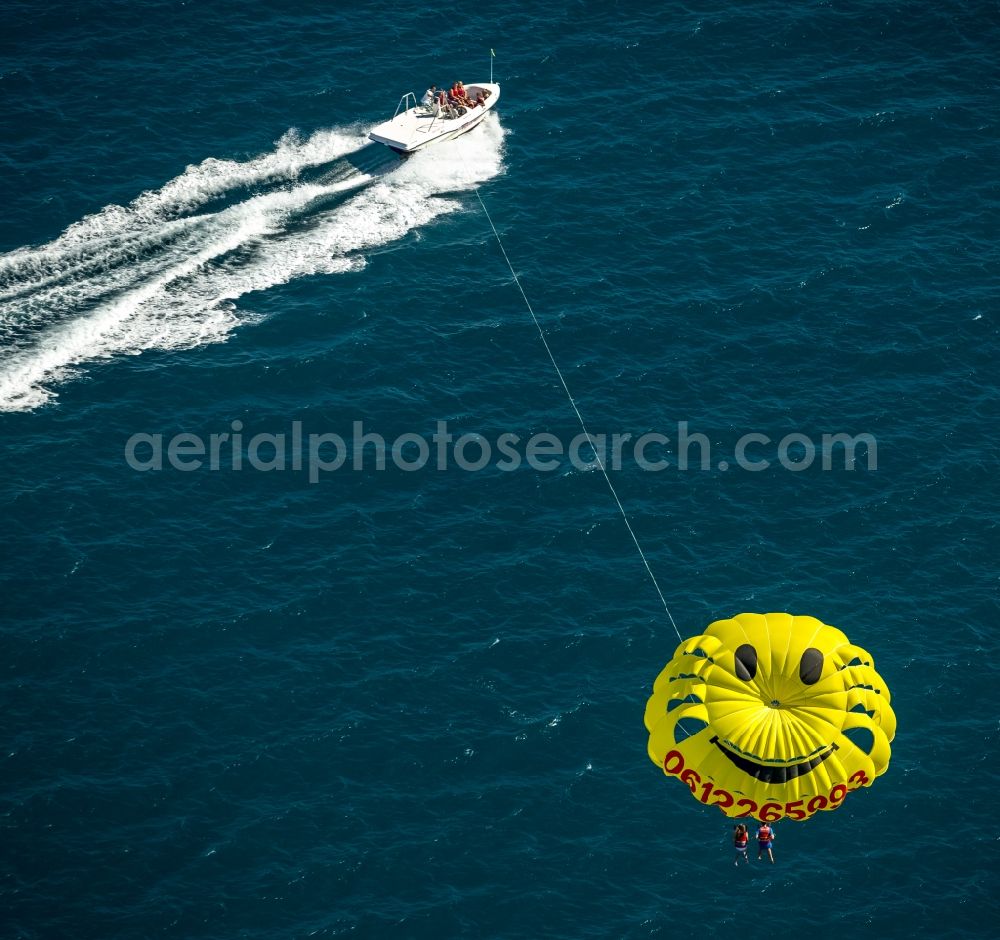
[734,644,757,681]
[799,647,824,685]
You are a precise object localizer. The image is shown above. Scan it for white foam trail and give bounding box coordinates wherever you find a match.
[168,116,507,303]
[0,175,371,411]
[0,174,371,344]
[0,126,370,287]
[0,116,506,412]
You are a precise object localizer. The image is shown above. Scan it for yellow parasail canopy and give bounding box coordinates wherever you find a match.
[644,613,895,821]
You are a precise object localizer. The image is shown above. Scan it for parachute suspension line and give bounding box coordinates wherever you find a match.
[473,186,682,643]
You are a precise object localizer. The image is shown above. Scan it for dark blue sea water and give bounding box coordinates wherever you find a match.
[2,1,998,936]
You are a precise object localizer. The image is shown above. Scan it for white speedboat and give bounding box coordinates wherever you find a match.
[368,83,500,154]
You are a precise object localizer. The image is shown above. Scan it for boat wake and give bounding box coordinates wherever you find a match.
[0,115,505,412]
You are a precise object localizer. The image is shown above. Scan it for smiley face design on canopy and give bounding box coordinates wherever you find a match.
[644,613,895,821]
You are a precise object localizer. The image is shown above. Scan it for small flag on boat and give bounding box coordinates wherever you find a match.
[490,48,495,56]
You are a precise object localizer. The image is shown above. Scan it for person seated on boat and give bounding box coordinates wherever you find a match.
[473,90,487,108]
[455,81,475,107]
[421,84,438,108]
[446,87,467,116]
[436,89,457,118]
